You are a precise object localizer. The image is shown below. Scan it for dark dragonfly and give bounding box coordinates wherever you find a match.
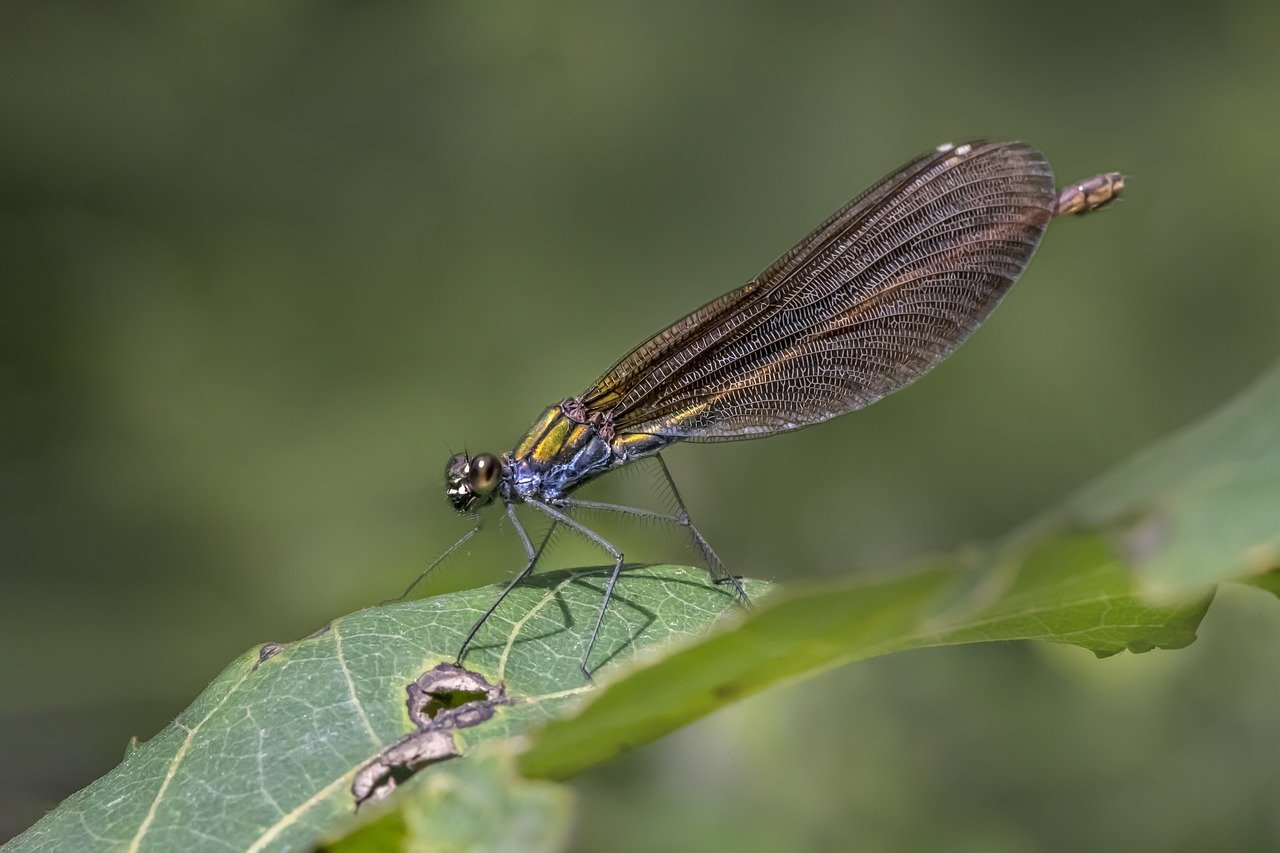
[436,139,1123,680]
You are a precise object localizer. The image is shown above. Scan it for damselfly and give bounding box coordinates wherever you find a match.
[431,139,1123,680]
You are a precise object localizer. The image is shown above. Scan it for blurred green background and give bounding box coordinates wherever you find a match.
[3,2,1279,849]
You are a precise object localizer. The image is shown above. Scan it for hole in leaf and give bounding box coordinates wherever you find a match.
[420,688,489,720]
[406,663,506,729]
[351,663,509,807]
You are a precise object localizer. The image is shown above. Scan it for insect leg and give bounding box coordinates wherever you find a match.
[557,491,751,607]
[383,520,482,605]
[655,455,750,605]
[526,499,624,682]
[456,502,555,667]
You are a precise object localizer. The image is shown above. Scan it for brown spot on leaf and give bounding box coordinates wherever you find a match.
[407,663,504,728]
[253,643,284,671]
[351,663,509,808]
[712,681,745,701]
[253,625,332,672]
[350,729,458,807]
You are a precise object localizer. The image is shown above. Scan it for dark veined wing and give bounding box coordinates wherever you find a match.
[579,140,1056,441]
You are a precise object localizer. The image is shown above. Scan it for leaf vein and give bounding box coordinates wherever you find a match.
[498,571,584,682]
[125,662,254,852]
[331,621,380,747]
[244,764,360,852]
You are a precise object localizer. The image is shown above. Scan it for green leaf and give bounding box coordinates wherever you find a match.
[519,534,1213,780]
[5,566,760,853]
[1059,362,1280,597]
[320,744,574,853]
[518,363,1280,781]
[11,361,1280,850]
[1245,566,1280,599]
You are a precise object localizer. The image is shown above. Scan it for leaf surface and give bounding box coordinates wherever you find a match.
[519,534,1213,780]
[1060,363,1280,597]
[11,362,1280,851]
[321,745,574,853]
[6,566,756,852]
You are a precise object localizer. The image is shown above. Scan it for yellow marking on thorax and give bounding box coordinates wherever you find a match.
[513,405,562,461]
[515,405,603,467]
[530,415,573,464]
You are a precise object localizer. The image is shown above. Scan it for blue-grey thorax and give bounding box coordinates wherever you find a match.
[502,403,671,504]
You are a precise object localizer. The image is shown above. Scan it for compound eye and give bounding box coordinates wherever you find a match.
[468,453,501,495]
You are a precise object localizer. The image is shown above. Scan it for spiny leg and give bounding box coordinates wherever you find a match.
[456,502,555,667]
[557,453,731,585]
[527,499,624,682]
[557,495,752,608]
[382,520,482,606]
[654,454,750,606]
